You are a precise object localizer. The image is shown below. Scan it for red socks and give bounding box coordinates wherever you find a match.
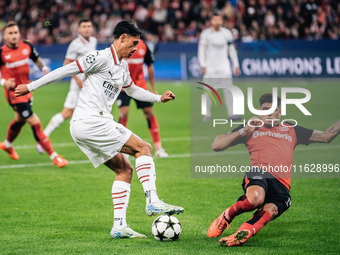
[31,123,54,155]
[238,210,272,236]
[227,198,256,219]
[119,116,128,127]
[7,120,25,142]
[147,116,161,150]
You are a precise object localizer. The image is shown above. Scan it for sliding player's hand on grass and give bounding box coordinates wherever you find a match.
[161,90,175,102]
[14,84,29,97]
[244,116,261,134]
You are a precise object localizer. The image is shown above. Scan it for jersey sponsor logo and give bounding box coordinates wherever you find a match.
[103,81,119,99]
[22,49,29,55]
[86,54,95,64]
[4,54,11,59]
[5,58,29,68]
[252,130,293,142]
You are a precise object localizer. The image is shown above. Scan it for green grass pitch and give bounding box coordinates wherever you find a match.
[0,80,339,254]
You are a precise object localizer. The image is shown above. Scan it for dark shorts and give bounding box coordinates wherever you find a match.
[117,91,153,109]
[10,100,34,119]
[241,168,291,217]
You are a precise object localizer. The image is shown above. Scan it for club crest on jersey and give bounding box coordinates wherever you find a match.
[5,54,11,59]
[138,49,145,55]
[22,49,29,55]
[86,54,95,64]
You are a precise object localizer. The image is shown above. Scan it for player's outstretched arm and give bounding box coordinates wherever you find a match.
[15,61,81,97]
[309,120,340,143]
[124,83,175,103]
[212,117,259,151]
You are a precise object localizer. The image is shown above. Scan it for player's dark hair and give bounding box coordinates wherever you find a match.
[259,93,281,106]
[113,20,142,39]
[4,21,18,31]
[78,19,92,26]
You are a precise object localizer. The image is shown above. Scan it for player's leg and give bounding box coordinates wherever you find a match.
[140,104,168,158]
[118,106,129,127]
[219,177,291,246]
[208,172,267,237]
[208,185,265,237]
[121,133,184,216]
[117,91,131,127]
[106,153,146,238]
[218,203,277,247]
[0,110,25,160]
[43,108,74,137]
[26,113,68,167]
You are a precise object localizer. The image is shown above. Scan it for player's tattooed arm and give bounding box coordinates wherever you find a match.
[212,132,242,151]
[309,120,340,143]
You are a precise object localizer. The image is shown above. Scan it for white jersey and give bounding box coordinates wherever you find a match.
[198,27,239,78]
[72,45,137,120]
[65,35,97,61]
[27,45,162,121]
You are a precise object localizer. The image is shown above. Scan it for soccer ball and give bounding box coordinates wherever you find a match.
[152,214,182,241]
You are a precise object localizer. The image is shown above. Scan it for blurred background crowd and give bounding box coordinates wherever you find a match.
[0,0,339,45]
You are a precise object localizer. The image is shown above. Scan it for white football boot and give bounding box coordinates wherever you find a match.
[146,200,184,216]
[110,226,147,239]
[155,148,168,158]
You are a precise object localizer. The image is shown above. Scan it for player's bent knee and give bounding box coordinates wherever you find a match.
[247,194,265,208]
[140,141,152,156]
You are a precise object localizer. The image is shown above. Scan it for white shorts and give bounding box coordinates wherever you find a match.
[64,77,82,109]
[70,117,132,168]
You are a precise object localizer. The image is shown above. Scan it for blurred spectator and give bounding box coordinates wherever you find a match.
[0,0,340,45]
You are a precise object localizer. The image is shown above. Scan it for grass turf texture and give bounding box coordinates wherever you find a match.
[0,80,339,254]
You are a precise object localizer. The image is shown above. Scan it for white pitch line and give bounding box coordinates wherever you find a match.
[0,144,339,169]
[13,136,210,151]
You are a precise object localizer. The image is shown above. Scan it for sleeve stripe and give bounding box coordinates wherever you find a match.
[122,80,133,88]
[76,59,83,73]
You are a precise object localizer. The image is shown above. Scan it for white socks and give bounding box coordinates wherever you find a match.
[112,180,130,229]
[44,113,65,137]
[135,155,160,204]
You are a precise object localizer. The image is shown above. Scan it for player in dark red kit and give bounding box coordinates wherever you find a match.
[0,22,68,167]
[116,39,168,158]
[208,93,340,246]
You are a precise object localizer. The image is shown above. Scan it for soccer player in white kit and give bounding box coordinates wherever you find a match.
[37,19,97,153]
[198,12,241,121]
[15,21,184,239]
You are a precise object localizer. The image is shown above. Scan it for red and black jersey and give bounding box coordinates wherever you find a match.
[125,39,154,90]
[231,123,314,190]
[0,40,39,104]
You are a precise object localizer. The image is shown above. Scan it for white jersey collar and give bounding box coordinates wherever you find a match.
[78,34,89,44]
[110,45,120,65]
